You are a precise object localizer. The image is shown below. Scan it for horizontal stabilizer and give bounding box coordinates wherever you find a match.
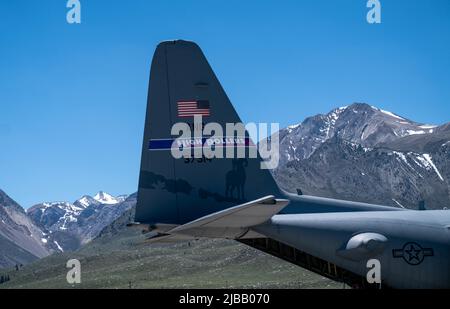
[166,195,289,239]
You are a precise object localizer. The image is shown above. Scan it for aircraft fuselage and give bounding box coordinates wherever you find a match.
[254,210,450,288]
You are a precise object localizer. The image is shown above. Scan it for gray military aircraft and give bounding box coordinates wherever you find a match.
[132,40,450,289]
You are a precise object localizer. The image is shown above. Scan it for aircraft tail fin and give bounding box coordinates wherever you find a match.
[135,40,282,226]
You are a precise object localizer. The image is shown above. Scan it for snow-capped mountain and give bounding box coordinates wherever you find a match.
[27,192,134,252]
[276,103,438,166]
[273,103,450,210]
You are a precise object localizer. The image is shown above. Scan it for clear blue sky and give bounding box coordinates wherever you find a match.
[1,0,449,207]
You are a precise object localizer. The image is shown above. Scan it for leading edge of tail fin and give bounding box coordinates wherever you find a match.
[135,40,282,225]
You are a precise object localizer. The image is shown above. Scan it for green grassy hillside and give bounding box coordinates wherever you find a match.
[0,228,340,289]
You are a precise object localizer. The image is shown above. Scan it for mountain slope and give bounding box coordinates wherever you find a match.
[0,190,52,268]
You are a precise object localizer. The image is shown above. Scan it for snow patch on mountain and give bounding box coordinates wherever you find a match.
[392,199,405,208]
[392,151,421,176]
[320,106,347,139]
[408,153,444,181]
[404,129,434,136]
[422,154,444,182]
[406,130,427,135]
[77,196,94,208]
[287,123,301,133]
[380,109,405,120]
[43,202,83,212]
[419,125,438,129]
[94,191,120,205]
[393,151,408,165]
[371,106,405,120]
[54,240,63,252]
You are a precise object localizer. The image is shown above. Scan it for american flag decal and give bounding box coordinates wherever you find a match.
[177,100,210,118]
